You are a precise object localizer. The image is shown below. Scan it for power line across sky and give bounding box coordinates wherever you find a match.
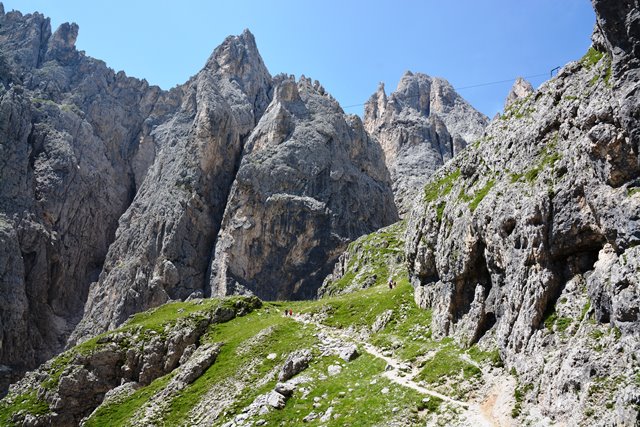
[341,72,552,111]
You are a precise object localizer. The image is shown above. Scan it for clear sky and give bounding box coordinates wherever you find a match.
[3,1,595,117]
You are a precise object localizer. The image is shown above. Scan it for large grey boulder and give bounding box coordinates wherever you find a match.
[278,349,312,382]
[364,72,488,214]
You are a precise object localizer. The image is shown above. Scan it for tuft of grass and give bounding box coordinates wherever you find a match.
[544,307,572,333]
[580,300,591,321]
[469,180,495,212]
[516,142,562,184]
[424,169,461,203]
[512,382,534,418]
[581,47,605,68]
[435,201,447,222]
[555,317,573,333]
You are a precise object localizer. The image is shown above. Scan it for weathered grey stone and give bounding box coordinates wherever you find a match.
[338,344,359,362]
[274,382,296,397]
[327,364,342,376]
[404,0,640,423]
[364,73,488,214]
[278,349,312,382]
[208,74,397,301]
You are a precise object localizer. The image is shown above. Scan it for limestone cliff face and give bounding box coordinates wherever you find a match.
[0,6,178,389]
[405,0,640,423]
[364,73,488,214]
[69,30,273,344]
[0,4,398,367]
[209,75,398,300]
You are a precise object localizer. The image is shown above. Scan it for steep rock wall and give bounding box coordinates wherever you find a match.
[405,1,640,423]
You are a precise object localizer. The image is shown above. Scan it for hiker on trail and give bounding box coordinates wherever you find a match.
[285,309,289,316]
[388,278,393,289]
[289,309,293,316]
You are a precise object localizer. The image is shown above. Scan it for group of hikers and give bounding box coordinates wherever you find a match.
[283,308,294,316]
[387,278,397,289]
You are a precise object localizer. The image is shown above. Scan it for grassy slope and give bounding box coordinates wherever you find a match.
[2,222,503,426]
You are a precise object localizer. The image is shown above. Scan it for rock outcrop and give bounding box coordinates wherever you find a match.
[503,77,534,110]
[405,0,640,424]
[364,72,488,214]
[2,296,260,426]
[208,75,398,300]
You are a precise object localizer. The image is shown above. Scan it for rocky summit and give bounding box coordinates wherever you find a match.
[1,0,639,426]
[365,72,488,215]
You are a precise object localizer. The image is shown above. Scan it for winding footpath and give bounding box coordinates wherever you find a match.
[292,313,503,426]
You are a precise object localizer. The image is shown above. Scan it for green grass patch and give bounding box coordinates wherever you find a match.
[41,351,74,390]
[467,346,503,368]
[513,142,561,184]
[126,297,249,333]
[544,307,572,333]
[435,201,447,221]
[297,279,412,330]
[512,382,533,418]
[555,317,573,333]
[0,392,50,425]
[320,221,406,296]
[424,169,461,203]
[469,180,495,212]
[416,344,481,385]
[581,47,605,68]
[257,354,427,426]
[580,300,591,321]
[84,374,173,427]
[162,309,318,426]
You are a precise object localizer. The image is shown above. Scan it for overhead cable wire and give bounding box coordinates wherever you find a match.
[341,71,552,110]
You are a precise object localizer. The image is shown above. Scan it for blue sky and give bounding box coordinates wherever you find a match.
[4,1,595,117]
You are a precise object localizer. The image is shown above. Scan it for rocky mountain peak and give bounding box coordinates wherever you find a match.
[0,6,51,70]
[364,71,488,214]
[208,71,397,301]
[503,77,533,110]
[44,22,79,63]
[205,28,266,78]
